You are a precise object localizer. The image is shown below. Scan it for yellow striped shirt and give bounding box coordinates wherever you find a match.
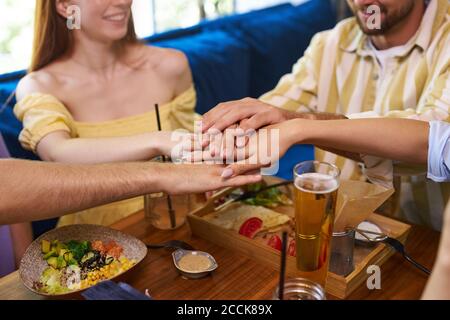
[261,0,450,229]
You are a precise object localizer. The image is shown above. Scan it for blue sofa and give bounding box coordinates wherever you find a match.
[0,0,336,236]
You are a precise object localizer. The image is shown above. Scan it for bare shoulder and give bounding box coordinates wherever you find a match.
[144,46,190,79]
[15,69,58,101]
[159,47,190,76]
[140,46,192,94]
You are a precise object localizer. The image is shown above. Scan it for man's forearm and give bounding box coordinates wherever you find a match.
[0,159,163,224]
[285,118,429,164]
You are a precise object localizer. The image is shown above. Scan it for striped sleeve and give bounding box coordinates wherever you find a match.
[412,65,450,121]
[259,32,326,113]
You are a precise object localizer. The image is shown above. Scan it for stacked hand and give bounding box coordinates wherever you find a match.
[178,98,302,178]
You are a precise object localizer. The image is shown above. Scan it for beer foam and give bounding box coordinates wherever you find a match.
[295,172,339,194]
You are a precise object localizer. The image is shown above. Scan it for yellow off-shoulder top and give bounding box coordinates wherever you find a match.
[14,86,199,227]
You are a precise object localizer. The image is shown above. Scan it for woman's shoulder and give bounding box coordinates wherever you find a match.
[16,69,60,102]
[136,45,190,79]
[132,45,192,95]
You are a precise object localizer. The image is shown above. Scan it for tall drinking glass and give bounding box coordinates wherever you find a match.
[293,161,340,287]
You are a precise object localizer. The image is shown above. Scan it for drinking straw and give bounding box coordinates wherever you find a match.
[278,231,288,300]
[155,104,176,229]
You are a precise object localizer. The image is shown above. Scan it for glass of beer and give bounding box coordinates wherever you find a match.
[293,161,340,287]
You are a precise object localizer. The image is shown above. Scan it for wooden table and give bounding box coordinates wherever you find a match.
[0,211,441,300]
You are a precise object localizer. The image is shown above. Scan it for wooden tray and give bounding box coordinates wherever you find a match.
[187,178,411,299]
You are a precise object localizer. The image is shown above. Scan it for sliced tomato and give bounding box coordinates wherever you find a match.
[239,217,263,239]
[288,239,296,257]
[267,235,282,251]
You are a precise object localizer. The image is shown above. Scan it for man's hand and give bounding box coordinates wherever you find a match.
[201,98,303,133]
[161,164,262,195]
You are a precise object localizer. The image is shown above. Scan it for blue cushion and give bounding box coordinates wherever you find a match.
[154,29,251,115]
[225,0,337,97]
[144,23,203,43]
[0,72,38,160]
[202,3,294,30]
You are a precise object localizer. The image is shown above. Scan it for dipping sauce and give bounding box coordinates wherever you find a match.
[178,254,212,272]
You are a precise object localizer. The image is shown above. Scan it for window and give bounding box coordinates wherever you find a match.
[0,0,35,74]
[0,0,308,74]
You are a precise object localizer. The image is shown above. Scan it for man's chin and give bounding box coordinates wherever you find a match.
[360,27,387,36]
[356,19,387,36]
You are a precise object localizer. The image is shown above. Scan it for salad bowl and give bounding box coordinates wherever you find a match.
[19,224,147,298]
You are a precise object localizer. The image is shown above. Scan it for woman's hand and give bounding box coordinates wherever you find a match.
[220,121,298,178]
[183,120,301,177]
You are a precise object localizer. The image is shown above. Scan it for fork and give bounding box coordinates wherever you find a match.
[356,228,431,275]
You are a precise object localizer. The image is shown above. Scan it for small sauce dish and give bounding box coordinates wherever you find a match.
[355,221,384,246]
[172,249,218,279]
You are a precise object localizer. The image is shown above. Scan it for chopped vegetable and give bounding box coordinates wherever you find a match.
[239,217,263,239]
[63,251,73,263]
[43,249,57,260]
[288,239,296,257]
[242,183,292,208]
[66,240,91,262]
[56,256,67,269]
[267,235,282,251]
[47,257,58,269]
[41,240,51,254]
[36,239,136,294]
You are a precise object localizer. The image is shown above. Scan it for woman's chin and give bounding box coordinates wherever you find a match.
[99,31,130,43]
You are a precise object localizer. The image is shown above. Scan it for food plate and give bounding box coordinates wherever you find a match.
[19,224,147,297]
[188,177,411,299]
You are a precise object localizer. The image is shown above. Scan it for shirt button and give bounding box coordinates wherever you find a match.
[373,74,379,81]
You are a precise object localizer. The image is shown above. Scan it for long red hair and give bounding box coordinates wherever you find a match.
[30,0,138,72]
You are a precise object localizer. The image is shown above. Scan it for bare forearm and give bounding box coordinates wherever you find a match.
[422,260,450,299]
[37,132,164,164]
[0,159,163,224]
[422,206,450,299]
[281,112,363,160]
[286,118,429,164]
[0,160,261,225]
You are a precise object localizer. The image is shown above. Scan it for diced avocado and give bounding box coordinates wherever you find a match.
[81,251,95,264]
[47,257,58,269]
[59,249,68,257]
[56,256,67,269]
[55,242,66,255]
[51,240,59,249]
[63,251,73,263]
[43,249,57,260]
[41,240,51,254]
[68,258,78,266]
